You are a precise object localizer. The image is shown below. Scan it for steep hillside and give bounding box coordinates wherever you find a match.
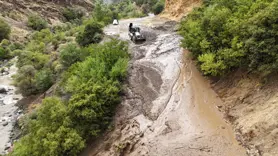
[161,0,201,20]
[0,0,93,22]
[0,0,93,41]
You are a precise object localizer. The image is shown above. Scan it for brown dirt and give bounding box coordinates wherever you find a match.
[160,0,202,21]
[211,71,278,156]
[81,16,246,156]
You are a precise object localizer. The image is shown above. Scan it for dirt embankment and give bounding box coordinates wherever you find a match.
[211,72,278,156]
[161,0,202,20]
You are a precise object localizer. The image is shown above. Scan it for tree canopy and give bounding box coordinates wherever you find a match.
[180,0,278,77]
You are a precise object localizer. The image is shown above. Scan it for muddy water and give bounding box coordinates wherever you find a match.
[182,51,244,152]
[82,16,246,156]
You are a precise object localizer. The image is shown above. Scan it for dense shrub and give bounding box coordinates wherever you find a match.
[0,39,12,59]
[27,15,48,31]
[0,19,11,41]
[12,39,129,156]
[134,0,165,14]
[152,1,164,15]
[179,0,278,76]
[13,27,68,95]
[62,7,84,22]
[12,97,85,156]
[76,20,103,46]
[14,65,37,96]
[59,43,88,68]
[16,49,49,69]
[35,68,54,93]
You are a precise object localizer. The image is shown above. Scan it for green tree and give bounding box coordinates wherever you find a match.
[179,0,278,76]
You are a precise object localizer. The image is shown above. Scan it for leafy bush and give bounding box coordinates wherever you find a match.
[11,97,85,156]
[0,19,11,41]
[59,43,88,68]
[179,0,278,76]
[14,65,37,96]
[16,49,49,69]
[31,29,53,43]
[35,68,54,93]
[152,1,164,15]
[62,7,84,22]
[76,20,103,46]
[9,42,24,51]
[12,40,129,155]
[27,15,48,31]
[0,39,12,59]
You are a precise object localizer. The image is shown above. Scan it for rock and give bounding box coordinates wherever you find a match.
[4,143,11,150]
[217,105,223,109]
[13,97,20,100]
[0,86,8,93]
[17,110,23,114]
[2,122,8,126]
[2,71,9,75]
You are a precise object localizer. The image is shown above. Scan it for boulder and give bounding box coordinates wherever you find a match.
[2,122,8,126]
[0,86,8,93]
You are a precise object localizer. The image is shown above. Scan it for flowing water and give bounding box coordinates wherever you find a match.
[0,59,23,155]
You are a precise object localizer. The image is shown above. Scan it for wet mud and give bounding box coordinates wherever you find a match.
[81,16,246,156]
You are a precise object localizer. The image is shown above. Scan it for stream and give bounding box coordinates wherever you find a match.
[0,59,23,155]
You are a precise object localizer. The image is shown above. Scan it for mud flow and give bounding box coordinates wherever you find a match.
[81,16,246,156]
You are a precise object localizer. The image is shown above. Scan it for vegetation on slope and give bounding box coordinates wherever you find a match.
[7,2,130,155]
[0,19,11,42]
[179,0,278,77]
[11,40,128,156]
[0,0,165,155]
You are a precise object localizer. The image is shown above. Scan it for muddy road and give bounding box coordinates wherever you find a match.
[82,16,246,156]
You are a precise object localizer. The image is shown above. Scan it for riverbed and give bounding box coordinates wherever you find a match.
[0,59,22,155]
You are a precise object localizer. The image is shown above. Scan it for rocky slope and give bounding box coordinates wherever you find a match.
[0,0,93,42]
[161,0,202,20]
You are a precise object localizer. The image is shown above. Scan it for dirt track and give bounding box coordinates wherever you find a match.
[82,16,246,156]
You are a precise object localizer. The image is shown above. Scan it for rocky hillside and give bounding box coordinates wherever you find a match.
[0,0,93,22]
[0,0,93,41]
[162,0,201,20]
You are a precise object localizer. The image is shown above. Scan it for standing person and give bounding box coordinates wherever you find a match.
[129,23,134,32]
